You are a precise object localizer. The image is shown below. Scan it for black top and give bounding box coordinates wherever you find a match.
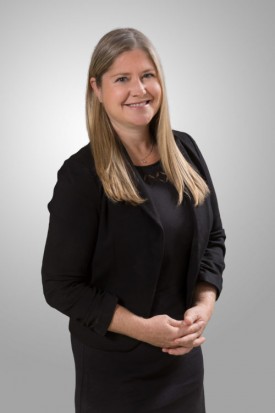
[134,160,194,319]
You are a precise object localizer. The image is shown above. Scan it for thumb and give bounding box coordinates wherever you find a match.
[183,309,199,325]
[169,318,184,328]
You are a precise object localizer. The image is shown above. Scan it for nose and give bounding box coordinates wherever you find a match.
[131,77,146,96]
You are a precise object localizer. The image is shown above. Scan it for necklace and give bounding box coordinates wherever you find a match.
[140,142,155,164]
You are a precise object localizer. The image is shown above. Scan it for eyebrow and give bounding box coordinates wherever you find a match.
[110,68,157,78]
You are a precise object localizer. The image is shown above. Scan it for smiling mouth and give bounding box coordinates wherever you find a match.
[125,100,150,108]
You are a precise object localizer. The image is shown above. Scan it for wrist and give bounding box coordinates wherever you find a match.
[108,304,148,341]
[193,282,217,316]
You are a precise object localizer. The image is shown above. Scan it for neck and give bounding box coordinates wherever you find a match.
[111,122,158,166]
[113,123,152,147]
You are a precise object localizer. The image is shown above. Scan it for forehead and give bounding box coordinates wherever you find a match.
[107,49,156,73]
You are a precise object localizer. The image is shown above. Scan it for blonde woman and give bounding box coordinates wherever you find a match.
[42,28,226,413]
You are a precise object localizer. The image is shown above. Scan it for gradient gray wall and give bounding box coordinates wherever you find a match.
[1,0,274,411]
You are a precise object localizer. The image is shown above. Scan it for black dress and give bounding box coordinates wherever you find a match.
[71,160,205,413]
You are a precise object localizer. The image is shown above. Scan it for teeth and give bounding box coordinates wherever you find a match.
[127,101,148,107]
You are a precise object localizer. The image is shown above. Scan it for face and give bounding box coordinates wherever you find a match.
[90,49,162,135]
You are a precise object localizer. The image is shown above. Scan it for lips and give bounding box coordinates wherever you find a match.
[125,100,150,107]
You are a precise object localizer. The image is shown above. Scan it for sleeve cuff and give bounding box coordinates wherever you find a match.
[197,272,223,300]
[92,293,119,336]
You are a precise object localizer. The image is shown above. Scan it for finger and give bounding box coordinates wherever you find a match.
[193,321,206,336]
[178,320,205,337]
[164,337,206,355]
[163,338,206,356]
[173,333,206,349]
[162,346,193,356]
[174,331,202,347]
[192,336,206,347]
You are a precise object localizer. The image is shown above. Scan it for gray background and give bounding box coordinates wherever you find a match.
[1,0,274,411]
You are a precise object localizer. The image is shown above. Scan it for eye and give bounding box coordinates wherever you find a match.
[115,76,128,83]
[143,72,155,79]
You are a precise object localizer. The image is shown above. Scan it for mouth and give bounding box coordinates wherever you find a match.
[124,100,151,108]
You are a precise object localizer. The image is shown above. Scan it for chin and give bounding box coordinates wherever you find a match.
[128,116,153,127]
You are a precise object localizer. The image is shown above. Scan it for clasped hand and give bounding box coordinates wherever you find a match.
[144,305,211,356]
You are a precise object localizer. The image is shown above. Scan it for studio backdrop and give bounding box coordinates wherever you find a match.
[1,1,274,412]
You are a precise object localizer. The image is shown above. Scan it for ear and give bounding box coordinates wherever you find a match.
[90,77,102,102]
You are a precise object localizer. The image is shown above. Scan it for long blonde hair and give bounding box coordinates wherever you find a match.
[86,28,209,206]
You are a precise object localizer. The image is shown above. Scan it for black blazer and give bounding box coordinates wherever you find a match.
[41,131,226,351]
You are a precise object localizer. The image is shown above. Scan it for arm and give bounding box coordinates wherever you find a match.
[162,133,226,355]
[41,158,118,336]
[108,304,205,351]
[188,134,226,297]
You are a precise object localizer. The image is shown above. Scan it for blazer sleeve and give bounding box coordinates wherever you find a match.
[41,158,118,336]
[188,134,226,298]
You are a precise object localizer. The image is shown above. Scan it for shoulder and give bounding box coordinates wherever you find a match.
[52,142,102,209]
[172,129,212,184]
[172,129,201,157]
[64,142,96,174]
[58,142,98,183]
[173,129,205,168]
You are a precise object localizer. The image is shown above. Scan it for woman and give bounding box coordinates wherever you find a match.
[42,28,226,413]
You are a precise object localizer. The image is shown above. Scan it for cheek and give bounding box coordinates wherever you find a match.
[150,79,161,94]
[103,88,126,108]
[151,83,162,105]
